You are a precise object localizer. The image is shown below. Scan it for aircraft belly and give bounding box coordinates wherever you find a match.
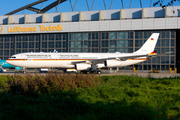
[121,60,145,67]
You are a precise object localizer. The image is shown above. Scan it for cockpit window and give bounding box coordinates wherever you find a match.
[11,56,16,58]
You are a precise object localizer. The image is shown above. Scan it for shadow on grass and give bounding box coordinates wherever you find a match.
[0,89,168,120]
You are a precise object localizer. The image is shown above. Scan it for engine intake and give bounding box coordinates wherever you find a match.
[75,64,91,71]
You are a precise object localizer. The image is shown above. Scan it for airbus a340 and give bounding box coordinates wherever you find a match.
[6,33,170,74]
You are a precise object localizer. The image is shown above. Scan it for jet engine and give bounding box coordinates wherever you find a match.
[104,60,122,67]
[75,64,91,71]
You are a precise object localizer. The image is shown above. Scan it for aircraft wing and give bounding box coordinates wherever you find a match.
[71,52,172,65]
[71,53,148,65]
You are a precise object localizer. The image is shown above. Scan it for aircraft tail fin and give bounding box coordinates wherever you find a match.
[134,33,160,54]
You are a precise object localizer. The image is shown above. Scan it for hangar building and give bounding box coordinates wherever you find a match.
[0,5,179,71]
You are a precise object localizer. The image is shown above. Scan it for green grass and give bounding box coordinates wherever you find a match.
[0,73,180,120]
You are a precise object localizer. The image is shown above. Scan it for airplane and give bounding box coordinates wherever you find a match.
[0,59,15,68]
[6,33,171,74]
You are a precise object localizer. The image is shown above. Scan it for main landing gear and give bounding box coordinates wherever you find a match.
[80,69,101,74]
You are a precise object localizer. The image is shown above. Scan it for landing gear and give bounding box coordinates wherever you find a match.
[80,69,101,74]
[97,71,101,74]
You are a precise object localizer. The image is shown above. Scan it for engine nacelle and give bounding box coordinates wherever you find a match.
[75,64,91,71]
[104,60,122,67]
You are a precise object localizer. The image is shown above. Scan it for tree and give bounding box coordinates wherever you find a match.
[153,0,179,8]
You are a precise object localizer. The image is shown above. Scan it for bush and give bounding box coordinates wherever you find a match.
[5,73,99,95]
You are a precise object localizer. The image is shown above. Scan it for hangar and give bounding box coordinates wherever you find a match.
[0,0,179,72]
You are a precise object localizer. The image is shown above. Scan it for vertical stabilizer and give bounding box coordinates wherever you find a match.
[134,33,160,54]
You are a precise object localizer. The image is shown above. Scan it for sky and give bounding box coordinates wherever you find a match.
[0,0,180,15]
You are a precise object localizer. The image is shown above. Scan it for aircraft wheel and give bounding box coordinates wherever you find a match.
[97,71,101,74]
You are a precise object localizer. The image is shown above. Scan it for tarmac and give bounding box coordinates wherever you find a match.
[0,69,180,78]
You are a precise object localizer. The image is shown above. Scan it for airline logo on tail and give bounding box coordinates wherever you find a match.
[151,38,154,41]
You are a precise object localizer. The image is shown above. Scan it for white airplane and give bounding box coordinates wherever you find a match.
[6,33,170,74]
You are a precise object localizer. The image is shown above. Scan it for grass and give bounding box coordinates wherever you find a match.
[0,73,179,119]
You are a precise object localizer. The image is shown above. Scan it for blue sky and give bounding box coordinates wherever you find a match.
[0,0,180,15]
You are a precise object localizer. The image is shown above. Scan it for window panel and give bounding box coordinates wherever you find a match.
[4,43,9,48]
[49,42,54,48]
[152,56,160,64]
[16,36,21,41]
[16,43,21,48]
[36,42,39,48]
[76,41,83,48]
[29,49,34,52]
[92,48,98,53]
[161,39,169,47]
[42,42,47,48]
[63,34,68,40]
[171,56,174,64]
[84,33,91,40]
[92,41,98,47]
[84,41,91,48]
[171,48,174,55]
[161,56,169,64]
[110,40,116,47]
[56,42,61,48]
[161,65,169,70]
[135,32,142,39]
[161,48,169,53]
[110,32,117,39]
[11,43,14,49]
[77,33,83,40]
[22,49,27,53]
[171,39,175,47]
[152,65,160,70]
[118,32,125,39]
[0,37,3,42]
[16,50,21,54]
[117,48,125,53]
[102,48,108,53]
[5,36,9,41]
[171,31,175,38]
[144,31,151,39]
[102,40,108,47]
[69,33,76,40]
[4,50,9,55]
[109,48,116,53]
[84,49,90,52]
[102,32,108,39]
[69,49,75,52]
[29,35,34,41]
[126,40,133,47]
[135,40,142,47]
[49,34,54,40]
[126,48,133,53]
[23,35,28,41]
[42,49,47,52]
[36,35,40,41]
[29,42,34,48]
[62,41,67,48]
[56,34,61,40]
[76,49,83,52]
[42,34,48,41]
[161,31,169,38]
[92,33,98,39]
[118,40,125,47]
[69,41,75,48]
[0,43,3,48]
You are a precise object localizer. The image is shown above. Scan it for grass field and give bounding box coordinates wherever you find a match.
[0,73,179,120]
